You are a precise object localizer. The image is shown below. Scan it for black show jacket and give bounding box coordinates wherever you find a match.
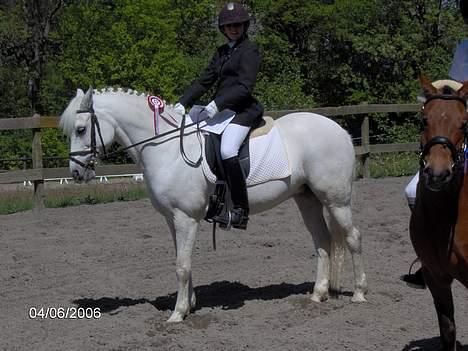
[179,36,263,127]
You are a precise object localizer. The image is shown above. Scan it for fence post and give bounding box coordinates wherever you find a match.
[361,116,370,178]
[32,114,45,212]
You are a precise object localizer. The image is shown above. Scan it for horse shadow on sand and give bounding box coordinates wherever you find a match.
[73,280,353,314]
[402,337,467,351]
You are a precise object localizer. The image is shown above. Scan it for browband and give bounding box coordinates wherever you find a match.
[424,94,467,108]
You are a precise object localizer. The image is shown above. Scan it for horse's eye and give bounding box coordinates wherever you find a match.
[76,127,86,135]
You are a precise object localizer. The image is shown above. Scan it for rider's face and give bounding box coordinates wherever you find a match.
[223,22,244,41]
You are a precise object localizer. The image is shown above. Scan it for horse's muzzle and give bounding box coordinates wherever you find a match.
[71,169,83,183]
[71,166,95,183]
[422,166,453,192]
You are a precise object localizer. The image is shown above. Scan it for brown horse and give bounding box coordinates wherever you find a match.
[411,76,468,351]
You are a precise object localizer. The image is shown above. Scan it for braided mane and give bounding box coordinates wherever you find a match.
[60,88,170,137]
[93,87,149,96]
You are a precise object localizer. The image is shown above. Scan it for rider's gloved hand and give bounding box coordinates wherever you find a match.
[205,100,218,119]
[173,102,185,116]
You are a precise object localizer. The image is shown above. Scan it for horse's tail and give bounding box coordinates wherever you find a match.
[329,219,346,296]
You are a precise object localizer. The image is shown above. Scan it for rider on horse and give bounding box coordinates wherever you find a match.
[173,2,263,230]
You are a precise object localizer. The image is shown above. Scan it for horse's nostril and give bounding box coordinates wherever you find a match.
[72,169,80,179]
[423,166,452,187]
[439,169,451,182]
[423,167,433,177]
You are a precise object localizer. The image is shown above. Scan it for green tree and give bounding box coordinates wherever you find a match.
[56,0,205,101]
[2,0,468,170]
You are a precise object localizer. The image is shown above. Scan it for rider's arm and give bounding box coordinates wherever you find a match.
[179,51,220,107]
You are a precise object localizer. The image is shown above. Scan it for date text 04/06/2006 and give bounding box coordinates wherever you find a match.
[28,307,101,319]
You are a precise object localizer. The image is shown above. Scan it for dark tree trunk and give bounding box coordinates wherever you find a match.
[22,0,63,114]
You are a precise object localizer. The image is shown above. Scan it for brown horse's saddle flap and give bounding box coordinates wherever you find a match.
[250,116,274,139]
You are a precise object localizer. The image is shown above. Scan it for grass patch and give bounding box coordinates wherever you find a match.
[356,151,419,178]
[0,192,34,214]
[44,182,148,208]
[370,152,419,178]
[0,181,148,215]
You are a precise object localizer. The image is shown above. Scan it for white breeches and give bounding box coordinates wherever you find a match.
[405,172,419,207]
[220,124,251,160]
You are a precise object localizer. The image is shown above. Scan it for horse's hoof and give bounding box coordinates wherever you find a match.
[167,312,184,323]
[311,293,328,303]
[351,292,367,303]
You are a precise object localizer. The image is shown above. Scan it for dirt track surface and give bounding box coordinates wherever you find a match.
[1,176,468,351]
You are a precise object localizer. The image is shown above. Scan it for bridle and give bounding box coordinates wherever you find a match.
[69,105,107,171]
[68,104,208,170]
[419,94,468,260]
[419,94,468,171]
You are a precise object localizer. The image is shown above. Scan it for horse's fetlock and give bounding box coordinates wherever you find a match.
[176,267,190,280]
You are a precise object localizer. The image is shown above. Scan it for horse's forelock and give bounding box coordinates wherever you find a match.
[60,93,83,137]
[442,86,455,95]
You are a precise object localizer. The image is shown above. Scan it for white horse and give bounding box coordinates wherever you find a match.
[60,87,367,322]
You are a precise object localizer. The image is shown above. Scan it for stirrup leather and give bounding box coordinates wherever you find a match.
[205,182,227,222]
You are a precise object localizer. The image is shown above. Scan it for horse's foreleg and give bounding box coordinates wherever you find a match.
[165,213,199,323]
[327,205,367,302]
[294,192,331,302]
[424,271,456,351]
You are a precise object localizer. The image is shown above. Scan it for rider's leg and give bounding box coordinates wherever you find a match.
[405,172,419,211]
[219,123,251,229]
[401,172,426,289]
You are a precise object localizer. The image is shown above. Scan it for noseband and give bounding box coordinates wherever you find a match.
[69,106,107,171]
[419,94,468,171]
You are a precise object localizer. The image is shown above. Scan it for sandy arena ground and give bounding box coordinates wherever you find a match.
[1,176,468,351]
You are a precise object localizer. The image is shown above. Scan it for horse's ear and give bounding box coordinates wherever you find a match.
[419,74,437,96]
[457,80,468,99]
[80,86,94,110]
[76,88,84,97]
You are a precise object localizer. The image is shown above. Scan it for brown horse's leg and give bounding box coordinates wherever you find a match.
[424,270,456,351]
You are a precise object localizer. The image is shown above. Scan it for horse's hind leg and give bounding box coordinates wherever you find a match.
[165,212,199,323]
[425,271,456,351]
[327,205,367,302]
[294,190,332,302]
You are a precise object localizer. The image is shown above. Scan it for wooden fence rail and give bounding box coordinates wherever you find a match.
[0,103,422,210]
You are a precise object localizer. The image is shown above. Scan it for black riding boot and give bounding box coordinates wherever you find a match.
[218,156,249,229]
[400,267,426,289]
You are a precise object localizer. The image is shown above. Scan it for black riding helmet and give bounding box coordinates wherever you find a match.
[218,2,251,34]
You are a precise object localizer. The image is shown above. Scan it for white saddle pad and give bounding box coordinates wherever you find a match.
[202,126,291,186]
